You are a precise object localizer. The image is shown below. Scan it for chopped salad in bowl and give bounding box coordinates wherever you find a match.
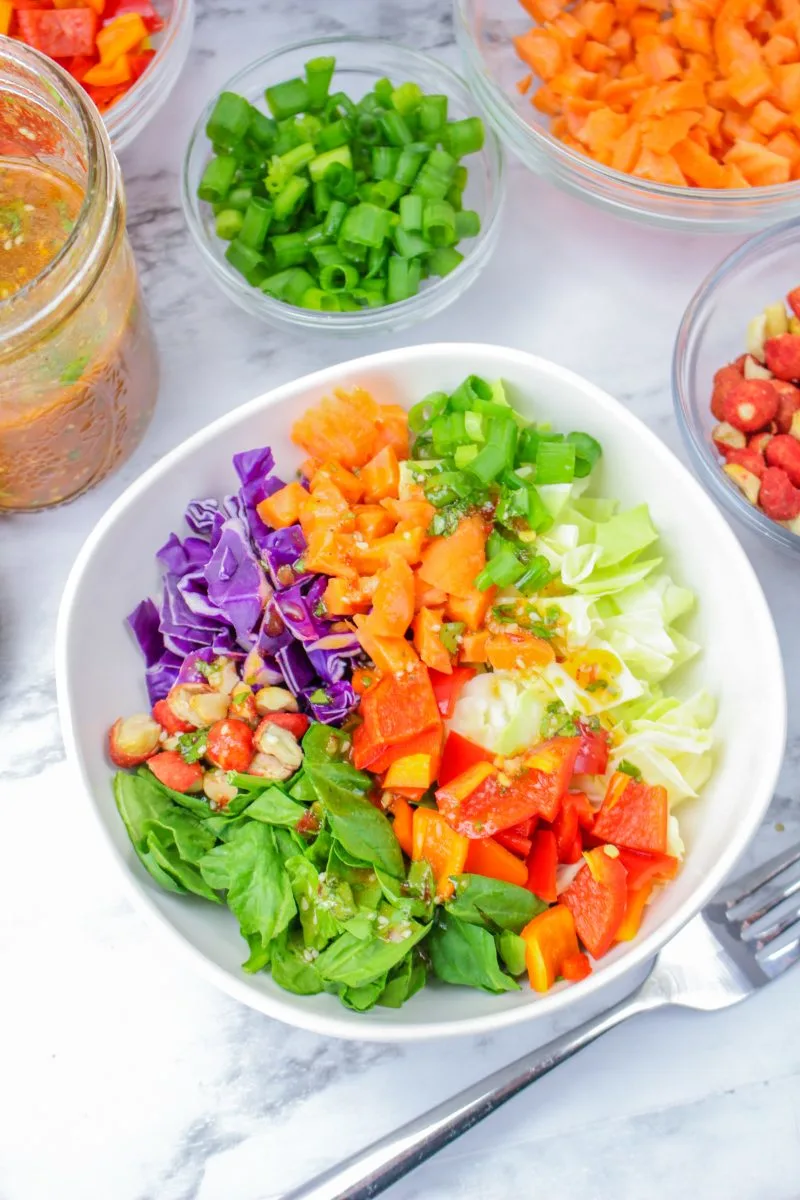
[106,373,715,1011]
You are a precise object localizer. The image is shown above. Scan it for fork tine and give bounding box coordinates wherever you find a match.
[739,874,800,933]
[754,901,800,948]
[757,924,800,979]
[715,842,800,910]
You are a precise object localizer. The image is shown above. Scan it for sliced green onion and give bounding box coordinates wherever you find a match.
[475,546,526,591]
[198,155,236,204]
[312,179,331,214]
[294,113,322,145]
[352,286,385,308]
[361,179,405,209]
[426,246,463,276]
[215,208,243,240]
[445,116,485,158]
[325,90,356,119]
[386,256,420,303]
[412,148,457,200]
[247,108,277,149]
[450,374,493,409]
[464,411,484,441]
[206,92,252,146]
[454,209,481,238]
[324,161,357,197]
[392,81,423,115]
[374,77,394,107]
[301,287,340,311]
[225,238,271,285]
[419,94,448,133]
[322,198,348,240]
[536,440,576,485]
[272,174,309,221]
[393,227,431,258]
[237,197,272,250]
[454,444,479,469]
[226,185,254,212]
[320,261,359,292]
[309,144,352,182]
[381,110,413,146]
[399,193,423,232]
[431,411,467,455]
[270,230,309,269]
[567,431,602,478]
[372,146,400,180]
[316,118,351,152]
[439,621,465,654]
[284,268,316,305]
[265,77,310,120]
[422,200,456,247]
[408,391,448,433]
[516,557,554,597]
[393,144,427,187]
[305,55,335,110]
[516,428,539,464]
[339,202,391,248]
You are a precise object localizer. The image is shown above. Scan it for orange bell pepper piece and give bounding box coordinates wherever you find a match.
[465,837,528,887]
[435,761,496,807]
[412,807,469,900]
[96,12,148,60]
[616,878,656,941]
[83,55,132,86]
[256,480,307,529]
[521,905,580,993]
[0,2,12,36]
[384,752,436,791]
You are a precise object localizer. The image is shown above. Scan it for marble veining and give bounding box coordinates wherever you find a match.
[1,0,800,1196]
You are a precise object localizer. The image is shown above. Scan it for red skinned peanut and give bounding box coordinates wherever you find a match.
[764,334,800,382]
[759,467,800,521]
[721,380,779,432]
[711,364,744,421]
[765,434,800,486]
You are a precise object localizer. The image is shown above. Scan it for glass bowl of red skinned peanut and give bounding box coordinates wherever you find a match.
[673,217,800,556]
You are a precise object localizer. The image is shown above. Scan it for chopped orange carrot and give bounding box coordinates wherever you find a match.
[485,632,556,671]
[354,504,396,540]
[514,29,564,80]
[353,613,421,675]
[460,629,490,664]
[575,0,616,41]
[370,556,415,638]
[516,71,533,94]
[611,123,643,170]
[353,527,426,572]
[381,497,436,527]
[672,137,730,185]
[256,481,307,529]
[412,606,452,674]
[751,99,789,137]
[360,445,400,504]
[633,146,688,183]
[310,460,364,505]
[727,62,772,106]
[414,575,448,611]
[519,0,567,20]
[724,139,791,184]
[323,576,376,616]
[764,33,798,66]
[445,585,495,631]
[642,110,701,153]
[417,514,486,598]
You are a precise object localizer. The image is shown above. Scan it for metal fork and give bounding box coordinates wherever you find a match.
[285,841,800,1200]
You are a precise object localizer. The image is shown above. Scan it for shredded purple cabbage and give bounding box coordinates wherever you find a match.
[126,443,362,724]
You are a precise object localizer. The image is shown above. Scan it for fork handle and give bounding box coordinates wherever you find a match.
[283,974,667,1200]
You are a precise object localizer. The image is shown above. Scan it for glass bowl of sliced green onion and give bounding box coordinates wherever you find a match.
[181,37,505,334]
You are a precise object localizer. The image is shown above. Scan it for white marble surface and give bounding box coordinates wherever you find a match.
[2,1,800,1197]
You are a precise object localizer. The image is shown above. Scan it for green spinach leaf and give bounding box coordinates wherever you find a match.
[145,832,220,903]
[338,975,388,1012]
[270,931,324,995]
[376,860,435,923]
[246,786,307,828]
[378,950,427,1008]
[447,874,545,932]
[429,913,519,993]
[242,932,272,974]
[285,854,341,950]
[199,822,295,950]
[135,766,210,817]
[315,919,430,988]
[314,777,404,879]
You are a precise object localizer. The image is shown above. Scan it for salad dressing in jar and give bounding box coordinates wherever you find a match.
[0,42,159,511]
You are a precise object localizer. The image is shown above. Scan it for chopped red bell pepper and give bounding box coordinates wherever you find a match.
[561,845,628,958]
[129,47,156,79]
[104,0,164,31]
[553,790,596,864]
[593,772,669,855]
[438,730,494,786]
[615,847,679,890]
[435,736,579,837]
[17,8,98,57]
[429,665,475,718]
[494,828,533,858]
[573,721,609,775]
[526,828,558,903]
[359,663,441,747]
[561,951,592,981]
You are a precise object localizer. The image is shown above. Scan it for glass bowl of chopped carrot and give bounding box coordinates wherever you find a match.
[2,0,194,153]
[455,0,800,231]
[181,37,505,334]
[673,217,800,554]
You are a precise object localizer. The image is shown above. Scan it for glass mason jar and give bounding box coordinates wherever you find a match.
[0,42,159,511]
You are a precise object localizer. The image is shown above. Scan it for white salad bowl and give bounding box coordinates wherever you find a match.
[57,343,786,1042]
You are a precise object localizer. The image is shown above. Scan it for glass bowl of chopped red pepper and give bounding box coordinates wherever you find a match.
[673,217,800,555]
[181,37,505,334]
[4,0,194,153]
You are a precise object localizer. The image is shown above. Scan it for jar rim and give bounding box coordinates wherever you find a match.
[0,41,120,348]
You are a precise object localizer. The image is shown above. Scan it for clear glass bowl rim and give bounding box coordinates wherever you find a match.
[181,34,506,332]
[672,215,800,556]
